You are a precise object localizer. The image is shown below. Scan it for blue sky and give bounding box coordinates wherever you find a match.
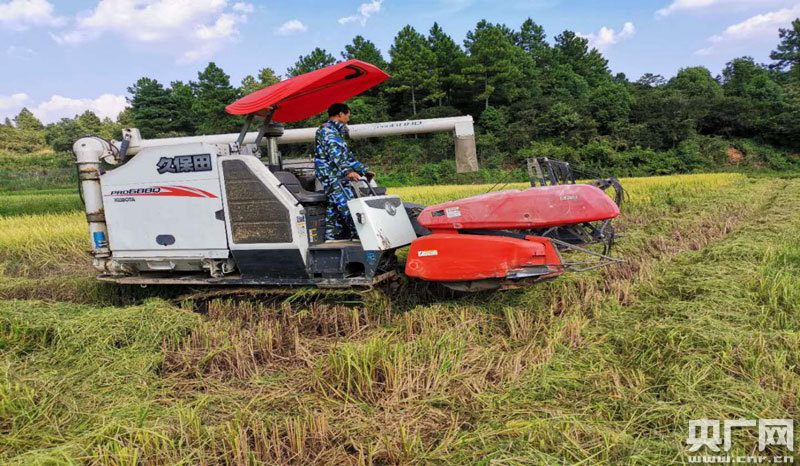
[1,0,798,123]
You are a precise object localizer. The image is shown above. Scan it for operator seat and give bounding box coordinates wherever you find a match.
[273,171,327,203]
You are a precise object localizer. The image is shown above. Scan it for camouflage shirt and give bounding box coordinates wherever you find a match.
[314,120,368,190]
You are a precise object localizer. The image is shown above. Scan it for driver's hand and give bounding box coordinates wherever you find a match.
[346,171,361,182]
[365,170,376,180]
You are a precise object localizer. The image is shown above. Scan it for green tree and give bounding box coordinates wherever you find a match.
[44,118,85,152]
[636,73,666,88]
[428,23,466,106]
[77,110,102,135]
[99,117,121,140]
[463,20,529,110]
[478,105,506,134]
[13,107,43,131]
[668,67,722,100]
[388,25,439,115]
[515,18,550,66]
[258,68,281,86]
[589,80,632,134]
[287,48,336,76]
[342,36,387,69]
[116,107,134,127]
[191,62,241,134]
[721,57,783,102]
[240,75,260,95]
[553,31,609,86]
[240,68,281,95]
[127,77,177,138]
[660,67,724,133]
[770,19,800,73]
[170,80,196,135]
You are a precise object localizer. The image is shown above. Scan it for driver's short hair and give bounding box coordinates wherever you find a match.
[327,103,350,117]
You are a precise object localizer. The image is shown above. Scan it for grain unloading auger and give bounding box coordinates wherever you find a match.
[73,60,623,292]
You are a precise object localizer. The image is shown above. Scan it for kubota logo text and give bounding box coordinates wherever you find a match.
[107,186,217,198]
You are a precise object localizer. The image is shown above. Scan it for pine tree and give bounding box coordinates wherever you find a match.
[258,68,281,86]
[116,107,134,127]
[388,25,438,115]
[127,77,177,138]
[44,118,84,152]
[170,80,196,135]
[99,116,120,140]
[13,108,44,131]
[721,57,783,101]
[287,48,336,77]
[770,19,800,73]
[428,23,466,106]
[342,36,388,69]
[191,62,241,134]
[240,68,281,95]
[463,20,528,110]
[637,73,667,88]
[553,31,609,86]
[77,110,102,135]
[516,18,550,66]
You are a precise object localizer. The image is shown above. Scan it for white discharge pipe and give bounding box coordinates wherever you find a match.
[120,116,478,173]
[73,137,111,260]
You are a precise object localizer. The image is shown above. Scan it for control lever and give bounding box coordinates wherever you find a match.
[346,176,378,198]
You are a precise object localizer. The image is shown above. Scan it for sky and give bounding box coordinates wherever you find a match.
[1,0,799,123]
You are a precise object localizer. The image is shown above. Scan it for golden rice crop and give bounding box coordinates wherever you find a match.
[1,174,798,465]
[389,173,745,206]
[0,211,89,277]
[0,173,745,278]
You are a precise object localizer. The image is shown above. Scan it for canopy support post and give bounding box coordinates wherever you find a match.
[236,114,255,147]
[253,111,284,171]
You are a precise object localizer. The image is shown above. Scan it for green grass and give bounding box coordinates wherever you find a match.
[0,174,797,464]
[0,149,76,192]
[0,192,82,217]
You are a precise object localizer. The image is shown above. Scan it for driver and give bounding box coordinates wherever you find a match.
[314,103,375,241]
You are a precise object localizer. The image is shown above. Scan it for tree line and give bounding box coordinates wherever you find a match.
[4,18,800,182]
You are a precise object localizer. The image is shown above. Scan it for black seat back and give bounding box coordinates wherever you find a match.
[273,171,327,204]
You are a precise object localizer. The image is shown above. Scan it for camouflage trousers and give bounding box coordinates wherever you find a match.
[323,181,357,240]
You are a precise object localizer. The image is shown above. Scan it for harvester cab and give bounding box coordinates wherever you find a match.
[73,60,622,292]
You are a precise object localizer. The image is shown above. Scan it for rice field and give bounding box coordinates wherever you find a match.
[0,172,798,464]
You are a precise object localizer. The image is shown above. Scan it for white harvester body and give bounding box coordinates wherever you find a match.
[74,116,472,286]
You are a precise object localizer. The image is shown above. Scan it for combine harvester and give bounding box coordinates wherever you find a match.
[73,60,623,292]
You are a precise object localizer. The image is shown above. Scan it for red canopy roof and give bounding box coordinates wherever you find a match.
[225,59,390,122]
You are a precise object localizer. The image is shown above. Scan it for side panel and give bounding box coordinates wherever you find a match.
[230,249,307,278]
[405,234,563,281]
[348,195,417,251]
[218,156,310,278]
[101,143,228,255]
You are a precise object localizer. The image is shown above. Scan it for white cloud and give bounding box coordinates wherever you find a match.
[232,2,254,13]
[0,0,62,30]
[53,0,248,63]
[0,93,29,111]
[6,45,36,59]
[196,13,237,40]
[657,0,795,17]
[694,4,800,56]
[578,22,636,51]
[0,93,129,123]
[31,94,128,123]
[275,19,307,35]
[338,0,383,26]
